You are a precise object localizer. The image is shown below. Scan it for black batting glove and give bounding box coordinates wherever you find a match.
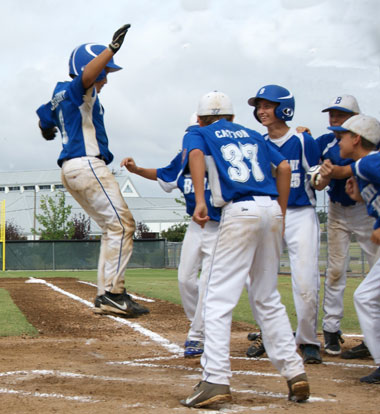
[109,24,131,54]
[39,122,57,141]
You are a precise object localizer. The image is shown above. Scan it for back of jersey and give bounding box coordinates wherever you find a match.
[198,119,283,206]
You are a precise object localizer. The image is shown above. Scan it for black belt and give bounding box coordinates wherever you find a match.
[233,194,277,203]
[96,155,106,161]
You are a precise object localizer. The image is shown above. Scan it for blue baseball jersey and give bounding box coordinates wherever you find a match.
[317,132,355,206]
[156,151,221,222]
[351,152,380,229]
[182,119,285,206]
[266,128,319,207]
[36,73,113,167]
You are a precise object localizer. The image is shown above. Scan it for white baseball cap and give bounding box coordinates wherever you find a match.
[322,95,360,114]
[328,114,380,145]
[188,112,199,127]
[197,91,234,116]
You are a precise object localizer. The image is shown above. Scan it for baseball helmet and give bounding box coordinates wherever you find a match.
[248,84,295,122]
[197,91,235,116]
[68,43,122,82]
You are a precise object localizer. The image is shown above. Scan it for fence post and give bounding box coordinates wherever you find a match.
[52,241,55,271]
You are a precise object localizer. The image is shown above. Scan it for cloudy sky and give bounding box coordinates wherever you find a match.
[1,0,379,197]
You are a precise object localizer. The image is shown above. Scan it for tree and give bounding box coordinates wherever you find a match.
[160,222,188,242]
[32,191,75,240]
[317,210,328,224]
[134,221,151,239]
[72,213,91,240]
[5,220,27,240]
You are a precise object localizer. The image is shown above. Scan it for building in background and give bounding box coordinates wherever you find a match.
[0,169,187,239]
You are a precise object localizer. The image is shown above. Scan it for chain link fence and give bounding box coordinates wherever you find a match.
[0,235,371,276]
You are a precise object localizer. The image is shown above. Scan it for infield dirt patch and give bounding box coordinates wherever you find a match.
[0,277,378,414]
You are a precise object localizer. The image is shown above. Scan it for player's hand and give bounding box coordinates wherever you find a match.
[371,228,380,245]
[109,24,131,54]
[120,157,137,173]
[39,122,57,140]
[192,202,209,228]
[319,159,334,179]
[296,126,312,135]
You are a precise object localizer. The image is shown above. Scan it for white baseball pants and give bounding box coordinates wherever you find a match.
[354,257,380,364]
[284,206,320,346]
[61,157,135,295]
[201,198,305,385]
[178,219,219,342]
[323,202,380,333]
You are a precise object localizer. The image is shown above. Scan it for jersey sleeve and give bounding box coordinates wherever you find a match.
[352,155,380,185]
[182,129,207,155]
[156,153,182,193]
[36,102,56,129]
[303,133,321,167]
[65,74,87,106]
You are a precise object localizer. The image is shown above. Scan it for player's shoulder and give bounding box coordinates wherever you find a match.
[316,131,335,143]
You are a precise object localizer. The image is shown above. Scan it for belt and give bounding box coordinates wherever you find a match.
[232,194,277,203]
[96,155,106,161]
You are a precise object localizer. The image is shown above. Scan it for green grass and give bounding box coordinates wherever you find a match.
[0,288,38,337]
[0,269,363,336]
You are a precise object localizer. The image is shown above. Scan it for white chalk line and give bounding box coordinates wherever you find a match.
[0,386,100,403]
[230,356,376,369]
[78,280,155,303]
[26,277,182,355]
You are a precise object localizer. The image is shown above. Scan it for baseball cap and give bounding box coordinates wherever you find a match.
[197,91,234,116]
[188,112,199,127]
[328,114,380,145]
[321,95,360,114]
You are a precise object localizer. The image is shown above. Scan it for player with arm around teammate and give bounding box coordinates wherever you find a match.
[329,114,380,383]
[121,115,221,358]
[36,25,149,317]
[180,91,309,408]
[310,96,380,358]
[248,85,322,364]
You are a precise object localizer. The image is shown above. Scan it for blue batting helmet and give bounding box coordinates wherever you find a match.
[68,43,122,82]
[248,84,295,122]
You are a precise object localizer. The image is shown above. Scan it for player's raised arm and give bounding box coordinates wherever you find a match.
[82,24,131,89]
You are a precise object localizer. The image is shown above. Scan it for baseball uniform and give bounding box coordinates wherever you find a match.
[183,118,305,385]
[36,38,149,317]
[267,128,321,348]
[317,133,380,336]
[156,140,221,346]
[350,152,380,366]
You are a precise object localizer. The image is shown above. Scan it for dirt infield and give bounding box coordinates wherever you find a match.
[0,277,378,414]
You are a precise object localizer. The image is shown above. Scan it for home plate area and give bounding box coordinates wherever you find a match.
[0,277,378,414]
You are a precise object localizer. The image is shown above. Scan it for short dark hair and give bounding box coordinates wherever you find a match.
[198,114,234,126]
[360,136,377,150]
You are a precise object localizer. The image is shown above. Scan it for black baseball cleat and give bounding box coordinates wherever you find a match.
[323,330,344,355]
[341,341,371,359]
[93,295,105,314]
[246,332,266,358]
[101,289,150,317]
[299,344,322,364]
[360,367,380,384]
